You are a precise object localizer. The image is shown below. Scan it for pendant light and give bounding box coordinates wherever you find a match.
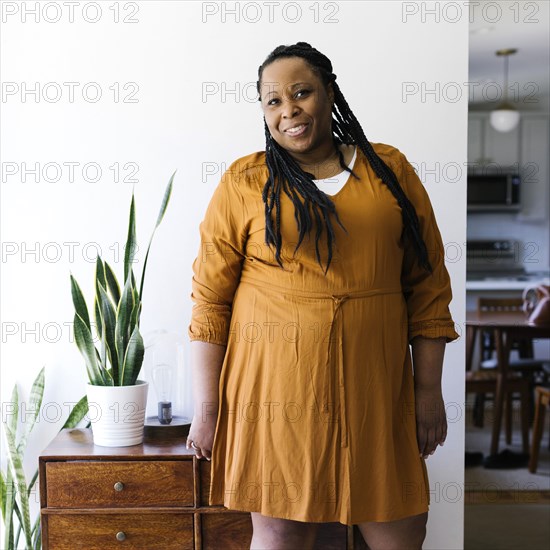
[490,48,520,133]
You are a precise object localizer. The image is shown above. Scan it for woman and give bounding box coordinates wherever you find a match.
[187,42,459,550]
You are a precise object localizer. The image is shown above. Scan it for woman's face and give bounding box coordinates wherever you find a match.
[259,57,334,160]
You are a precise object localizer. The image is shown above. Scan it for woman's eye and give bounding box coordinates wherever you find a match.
[265,90,310,106]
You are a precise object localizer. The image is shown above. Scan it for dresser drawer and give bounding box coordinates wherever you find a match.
[46,461,194,508]
[46,512,193,549]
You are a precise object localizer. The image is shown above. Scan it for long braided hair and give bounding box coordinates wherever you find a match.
[256,42,432,276]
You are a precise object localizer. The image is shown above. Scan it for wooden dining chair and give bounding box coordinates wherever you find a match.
[528,385,550,473]
[477,297,544,369]
[466,297,540,452]
[466,368,530,453]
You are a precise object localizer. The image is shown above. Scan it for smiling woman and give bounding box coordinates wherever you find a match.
[187,42,459,550]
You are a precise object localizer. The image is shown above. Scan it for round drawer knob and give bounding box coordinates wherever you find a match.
[114,481,124,492]
[116,531,126,541]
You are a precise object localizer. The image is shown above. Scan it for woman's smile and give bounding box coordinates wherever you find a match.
[285,124,308,137]
[284,122,309,138]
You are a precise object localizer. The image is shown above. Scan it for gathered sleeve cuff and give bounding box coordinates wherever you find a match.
[408,319,460,343]
[187,164,247,347]
[396,150,460,345]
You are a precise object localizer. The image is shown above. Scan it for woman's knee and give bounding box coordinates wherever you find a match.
[357,511,428,550]
[250,512,320,550]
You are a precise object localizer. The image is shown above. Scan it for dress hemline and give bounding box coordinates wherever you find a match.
[214,499,430,526]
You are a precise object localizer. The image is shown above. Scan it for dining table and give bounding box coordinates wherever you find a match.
[465,309,550,455]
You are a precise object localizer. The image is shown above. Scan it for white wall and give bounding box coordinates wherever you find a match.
[0,2,467,548]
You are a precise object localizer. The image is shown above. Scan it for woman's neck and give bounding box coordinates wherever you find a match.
[295,143,355,180]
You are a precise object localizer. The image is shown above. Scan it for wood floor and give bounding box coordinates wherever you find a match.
[464,504,550,550]
[464,395,550,549]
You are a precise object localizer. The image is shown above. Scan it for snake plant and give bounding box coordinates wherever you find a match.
[70,173,175,386]
[1,367,89,550]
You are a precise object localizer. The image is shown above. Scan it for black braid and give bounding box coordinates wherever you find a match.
[257,41,432,274]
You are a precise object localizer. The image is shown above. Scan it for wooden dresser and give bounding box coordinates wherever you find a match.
[39,428,366,549]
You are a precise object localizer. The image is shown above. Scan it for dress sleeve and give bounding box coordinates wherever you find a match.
[187,165,247,346]
[396,151,460,344]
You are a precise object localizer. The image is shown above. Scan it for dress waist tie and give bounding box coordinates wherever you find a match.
[328,294,349,448]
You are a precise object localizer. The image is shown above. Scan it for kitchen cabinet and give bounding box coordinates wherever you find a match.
[518,115,550,221]
[467,113,550,220]
[484,122,521,169]
[467,113,520,168]
[467,115,485,165]
[39,428,364,549]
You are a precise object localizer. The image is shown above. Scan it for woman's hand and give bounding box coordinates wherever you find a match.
[187,341,225,461]
[186,414,218,461]
[415,386,447,459]
[410,336,447,459]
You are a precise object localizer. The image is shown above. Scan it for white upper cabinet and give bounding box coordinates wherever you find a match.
[519,115,550,221]
[467,115,485,165]
[468,113,520,168]
[484,123,521,170]
[467,112,549,220]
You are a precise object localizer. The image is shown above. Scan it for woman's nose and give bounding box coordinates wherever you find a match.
[281,101,299,119]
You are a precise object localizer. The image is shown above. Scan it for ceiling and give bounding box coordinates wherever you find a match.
[469,0,549,111]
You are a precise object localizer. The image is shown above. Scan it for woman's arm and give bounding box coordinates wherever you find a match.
[187,160,248,459]
[394,148,458,459]
[191,340,225,420]
[186,341,226,460]
[411,336,447,459]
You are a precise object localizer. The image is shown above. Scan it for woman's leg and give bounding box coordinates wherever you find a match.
[357,511,428,550]
[250,512,320,550]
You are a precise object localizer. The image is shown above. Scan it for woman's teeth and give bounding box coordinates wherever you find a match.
[286,124,307,136]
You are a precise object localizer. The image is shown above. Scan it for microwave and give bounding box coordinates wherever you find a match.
[467,171,521,212]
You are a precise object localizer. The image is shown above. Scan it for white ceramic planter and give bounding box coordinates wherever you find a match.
[86,380,149,447]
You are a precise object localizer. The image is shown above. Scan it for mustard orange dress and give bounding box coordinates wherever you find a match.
[188,142,459,525]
